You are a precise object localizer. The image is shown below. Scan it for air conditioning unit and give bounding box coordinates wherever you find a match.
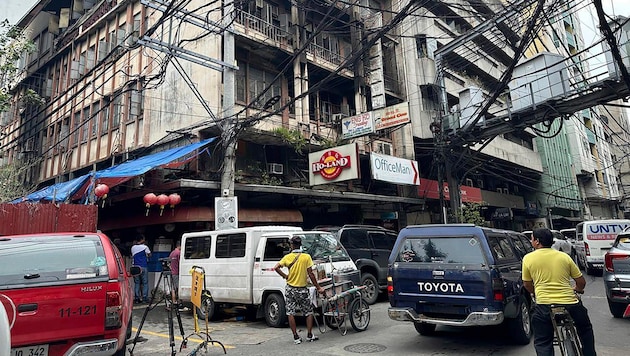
[332,113,344,123]
[267,163,284,175]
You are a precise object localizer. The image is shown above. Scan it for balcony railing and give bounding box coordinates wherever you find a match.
[235,10,291,47]
[307,42,342,66]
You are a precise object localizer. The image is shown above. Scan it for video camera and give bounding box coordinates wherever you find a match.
[159,257,171,270]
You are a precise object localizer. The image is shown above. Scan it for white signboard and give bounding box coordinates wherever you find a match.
[374,102,410,131]
[215,196,238,230]
[308,143,360,186]
[370,152,419,186]
[341,112,375,139]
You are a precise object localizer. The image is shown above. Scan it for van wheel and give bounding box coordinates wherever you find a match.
[264,294,287,328]
[196,293,216,321]
[360,273,379,305]
[413,322,436,336]
[506,296,532,345]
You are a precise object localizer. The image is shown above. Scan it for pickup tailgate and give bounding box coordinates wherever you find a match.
[390,235,495,318]
[5,281,108,347]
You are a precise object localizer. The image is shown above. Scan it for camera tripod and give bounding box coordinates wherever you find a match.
[128,263,185,356]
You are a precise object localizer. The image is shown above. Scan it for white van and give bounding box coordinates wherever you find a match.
[575,219,630,275]
[178,226,358,327]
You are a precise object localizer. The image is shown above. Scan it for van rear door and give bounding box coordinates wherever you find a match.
[389,234,494,319]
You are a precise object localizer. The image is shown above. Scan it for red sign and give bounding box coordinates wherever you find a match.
[312,150,351,180]
[418,178,483,203]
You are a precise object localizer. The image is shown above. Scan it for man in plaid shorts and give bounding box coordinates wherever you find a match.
[275,235,325,344]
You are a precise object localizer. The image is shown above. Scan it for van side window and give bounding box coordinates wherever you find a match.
[216,233,246,258]
[184,236,212,259]
[264,238,289,260]
[518,235,534,253]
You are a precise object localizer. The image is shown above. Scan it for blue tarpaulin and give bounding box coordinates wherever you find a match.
[13,138,216,203]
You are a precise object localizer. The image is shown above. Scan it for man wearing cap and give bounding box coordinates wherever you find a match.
[275,235,325,344]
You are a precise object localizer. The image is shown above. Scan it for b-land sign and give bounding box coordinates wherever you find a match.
[308,143,359,186]
[370,152,419,186]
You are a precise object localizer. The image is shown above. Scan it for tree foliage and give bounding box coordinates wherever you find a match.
[1,20,42,113]
[456,202,488,226]
[0,163,28,202]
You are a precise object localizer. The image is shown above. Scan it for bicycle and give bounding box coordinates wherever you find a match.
[318,257,370,335]
[550,291,584,356]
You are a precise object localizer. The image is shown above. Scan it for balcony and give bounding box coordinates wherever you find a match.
[306,42,342,66]
[234,10,292,50]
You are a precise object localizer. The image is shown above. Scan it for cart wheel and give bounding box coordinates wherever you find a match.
[323,300,344,331]
[349,298,370,332]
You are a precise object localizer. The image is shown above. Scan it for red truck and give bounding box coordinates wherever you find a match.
[0,230,139,356]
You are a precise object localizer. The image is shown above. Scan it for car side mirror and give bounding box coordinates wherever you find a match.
[129,266,142,277]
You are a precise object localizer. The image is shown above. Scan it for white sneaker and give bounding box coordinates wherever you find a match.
[307,334,319,342]
[293,336,302,345]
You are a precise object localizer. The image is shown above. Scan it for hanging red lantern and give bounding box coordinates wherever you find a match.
[156,194,170,216]
[143,193,158,216]
[168,193,182,216]
[94,184,110,207]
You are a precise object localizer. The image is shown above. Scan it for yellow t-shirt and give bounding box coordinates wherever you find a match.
[522,248,582,305]
[279,251,314,288]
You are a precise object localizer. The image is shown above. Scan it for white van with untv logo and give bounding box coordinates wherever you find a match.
[575,219,630,275]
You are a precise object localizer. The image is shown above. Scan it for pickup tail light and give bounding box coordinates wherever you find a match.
[584,242,590,256]
[387,276,393,296]
[105,291,122,329]
[492,278,504,302]
[605,252,630,272]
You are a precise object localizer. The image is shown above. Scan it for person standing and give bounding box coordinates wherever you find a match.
[522,228,596,356]
[274,236,325,344]
[169,240,181,301]
[131,234,151,303]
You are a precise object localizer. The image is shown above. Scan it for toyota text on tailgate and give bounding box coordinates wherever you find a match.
[387,224,532,344]
[0,233,134,356]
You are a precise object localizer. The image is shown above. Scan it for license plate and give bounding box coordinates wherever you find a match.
[11,344,49,356]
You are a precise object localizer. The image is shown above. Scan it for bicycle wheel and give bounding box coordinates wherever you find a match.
[349,297,370,332]
[563,325,583,356]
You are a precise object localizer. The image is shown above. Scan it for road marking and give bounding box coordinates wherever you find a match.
[131,328,235,349]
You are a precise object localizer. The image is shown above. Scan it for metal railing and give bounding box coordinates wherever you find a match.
[234,10,291,46]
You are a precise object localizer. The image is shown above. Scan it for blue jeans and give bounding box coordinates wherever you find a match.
[134,267,149,301]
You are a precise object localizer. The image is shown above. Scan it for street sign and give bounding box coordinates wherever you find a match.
[215,196,238,230]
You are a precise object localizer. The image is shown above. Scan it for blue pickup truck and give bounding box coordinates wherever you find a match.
[387,224,534,344]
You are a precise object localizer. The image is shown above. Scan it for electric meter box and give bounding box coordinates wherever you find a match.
[508,52,570,112]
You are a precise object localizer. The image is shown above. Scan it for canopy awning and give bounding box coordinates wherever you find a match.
[14,138,216,203]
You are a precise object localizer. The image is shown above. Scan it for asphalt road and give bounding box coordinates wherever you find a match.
[127,275,629,356]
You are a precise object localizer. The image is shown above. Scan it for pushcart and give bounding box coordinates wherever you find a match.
[317,259,370,335]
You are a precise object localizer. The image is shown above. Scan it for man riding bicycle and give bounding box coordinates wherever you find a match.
[522,228,596,356]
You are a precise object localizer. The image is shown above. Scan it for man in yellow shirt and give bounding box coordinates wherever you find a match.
[522,228,596,356]
[275,235,325,344]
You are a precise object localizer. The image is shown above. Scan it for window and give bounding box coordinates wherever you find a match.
[91,102,100,137]
[215,233,246,258]
[101,97,110,134]
[112,93,123,128]
[488,236,517,261]
[128,85,143,122]
[236,62,282,111]
[184,236,212,259]
[263,238,289,261]
[81,106,90,142]
[340,230,368,249]
[72,111,81,145]
[415,34,428,58]
[394,236,486,264]
[0,235,108,286]
[370,231,396,250]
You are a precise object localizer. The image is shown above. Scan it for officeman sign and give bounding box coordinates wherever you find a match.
[370,152,419,186]
[308,143,360,186]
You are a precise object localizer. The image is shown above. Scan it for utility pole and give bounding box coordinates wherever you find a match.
[220,2,236,198]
